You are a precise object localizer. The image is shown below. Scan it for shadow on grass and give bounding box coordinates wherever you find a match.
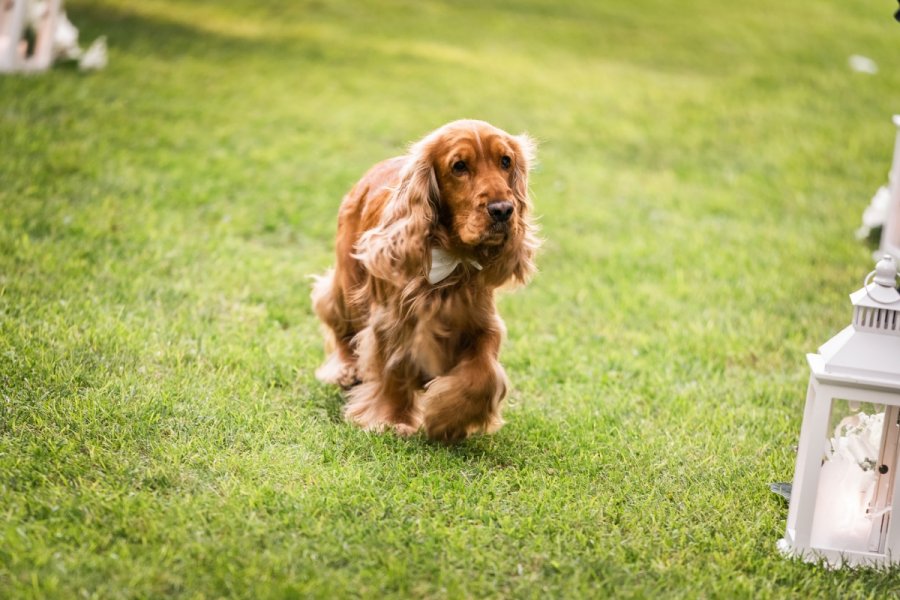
[68,1,453,66]
[313,393,532,469]
[69,3,276,60]
[307,384,346,424]
[68,0,716,79]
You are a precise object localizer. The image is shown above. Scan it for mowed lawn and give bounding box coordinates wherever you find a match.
[2,0,900,597]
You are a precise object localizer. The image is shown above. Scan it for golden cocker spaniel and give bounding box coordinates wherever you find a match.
[312,120,539,442]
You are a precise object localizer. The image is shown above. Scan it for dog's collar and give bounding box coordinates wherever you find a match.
[427,247,482,284]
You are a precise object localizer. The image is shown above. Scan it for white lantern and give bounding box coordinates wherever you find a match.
[779,255,900,567]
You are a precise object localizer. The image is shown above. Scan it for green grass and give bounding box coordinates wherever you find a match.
[2,0,900,597]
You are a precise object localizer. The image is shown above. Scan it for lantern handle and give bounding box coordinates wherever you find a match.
[863,269,900,304]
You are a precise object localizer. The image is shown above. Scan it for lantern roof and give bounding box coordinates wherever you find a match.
[808,256,900,389]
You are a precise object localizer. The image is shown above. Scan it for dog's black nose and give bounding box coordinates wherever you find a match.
[487,200,514,223]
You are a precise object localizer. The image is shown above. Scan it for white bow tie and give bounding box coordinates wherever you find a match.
[427,247,482,284]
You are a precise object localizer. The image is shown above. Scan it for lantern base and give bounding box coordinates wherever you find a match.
[777,535,896,569]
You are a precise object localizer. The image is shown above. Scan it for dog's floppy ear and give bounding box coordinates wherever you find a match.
[507,133,540,284]
[355,140,438,282]
[511,133,536,209]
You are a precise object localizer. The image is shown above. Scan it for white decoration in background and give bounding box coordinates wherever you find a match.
[856,185,891,241]
[48,6,79,59]
[849,54,878,75]
[77,35,106,71]
[877,116,900,262]
[0,0,105,73]
[0,0,60,72]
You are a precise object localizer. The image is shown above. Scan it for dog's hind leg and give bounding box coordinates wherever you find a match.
[311,268,359,388]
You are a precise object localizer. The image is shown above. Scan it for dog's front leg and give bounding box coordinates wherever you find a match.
[419,330,509,443]
[343,323,422,436]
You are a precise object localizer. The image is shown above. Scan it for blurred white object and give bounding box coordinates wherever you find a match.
[856,186,891,241]
[0,0,60,72]
[877,116,900,261]
[78,35,106,71]
[849,54,878,75]
[52,8,80,60]
[0,0,105,73]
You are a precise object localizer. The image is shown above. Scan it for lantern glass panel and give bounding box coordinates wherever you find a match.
[809,399,899,554]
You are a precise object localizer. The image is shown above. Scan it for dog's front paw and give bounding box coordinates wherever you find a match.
[393,422,420,437]
[315,352,360,388]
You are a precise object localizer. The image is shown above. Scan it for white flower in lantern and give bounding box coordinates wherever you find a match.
[779,255,900,567]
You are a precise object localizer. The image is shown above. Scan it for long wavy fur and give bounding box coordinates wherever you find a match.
[313,120,540,442]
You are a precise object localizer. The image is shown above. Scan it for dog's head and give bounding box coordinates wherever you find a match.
[429,120,535,251]
[360,120,539,287]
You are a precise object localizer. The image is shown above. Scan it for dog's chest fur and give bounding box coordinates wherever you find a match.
[406,285,497,380]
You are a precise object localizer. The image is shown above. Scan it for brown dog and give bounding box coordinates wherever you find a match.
[312,120,539,442]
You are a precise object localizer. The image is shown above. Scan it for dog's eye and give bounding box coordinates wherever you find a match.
[452,160,468,174]
[500,155,512,170]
